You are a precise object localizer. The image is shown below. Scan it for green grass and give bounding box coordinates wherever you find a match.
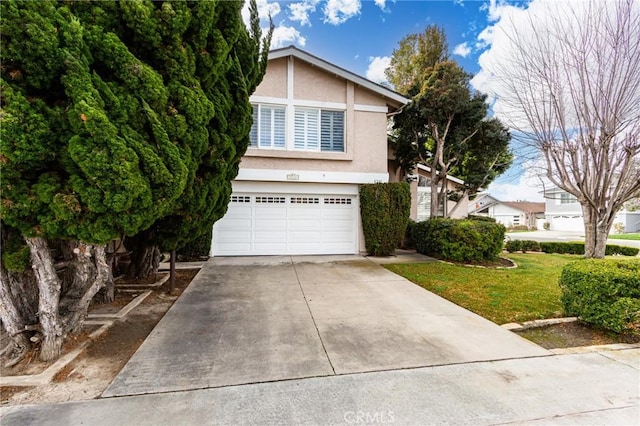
[385,254,582,325]
[608,233,640,241]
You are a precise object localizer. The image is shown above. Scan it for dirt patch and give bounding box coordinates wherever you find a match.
[0,268,199,406]
[516,321,640,349]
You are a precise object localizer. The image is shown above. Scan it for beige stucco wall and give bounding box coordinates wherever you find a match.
[243,55,390,176]
[293,59,347,103]
[354,86,387,107]
[253,57,287,98]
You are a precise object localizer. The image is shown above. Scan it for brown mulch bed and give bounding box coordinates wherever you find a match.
[516,321,640,349]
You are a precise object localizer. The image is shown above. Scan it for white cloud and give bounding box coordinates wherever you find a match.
[288,0,320,26]
[323,0,361,25]
[486,179,545,202]
[242,0,282,27]
[374,0,386,11]
[453,42,472,58]
[470,0,629,131]
[365,56,391,84]
[271,25,307,48]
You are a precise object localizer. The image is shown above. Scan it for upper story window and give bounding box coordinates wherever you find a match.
[559,193,578,204]
[295,107,345,152]
[250,104,286,149]
[250,103,345,153]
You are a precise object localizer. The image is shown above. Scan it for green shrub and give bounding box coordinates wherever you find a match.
[360,183,411,256]
[540,241,639,256]
[560,259,640,333]
[509,225,530,231]
[176,230,212,260]
[543,222,550,230]
[467,215,496,223]
[412,218,505,262]
[505,239,541,253]
[521,240,541,252]
[505,239,522,253]
[606,244,640,256]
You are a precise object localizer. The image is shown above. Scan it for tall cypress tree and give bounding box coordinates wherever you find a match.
[0,0,269,362]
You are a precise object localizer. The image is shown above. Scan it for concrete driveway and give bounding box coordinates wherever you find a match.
[2,255,638,425]
[102,255,547,397]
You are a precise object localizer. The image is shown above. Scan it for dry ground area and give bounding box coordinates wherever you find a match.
[0,269,199,406]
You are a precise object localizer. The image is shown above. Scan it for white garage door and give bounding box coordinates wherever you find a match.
[549,215,584,232]
[212,192,358,256]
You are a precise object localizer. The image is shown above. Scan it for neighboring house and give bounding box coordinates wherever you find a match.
[387,152,470,221]
[402,165,468,221]
[544,187,640,233]
[469,195,545,229]
[211,46,409,256]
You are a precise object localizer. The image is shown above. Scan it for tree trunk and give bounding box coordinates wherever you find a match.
[430,163,440,218]
[94,268,115,304]
[60,243,109,334]
[0,267,36,366]
[125,231,161,279]
[446,189,469,219]
[582,203,614,258]
[25,237,64,362]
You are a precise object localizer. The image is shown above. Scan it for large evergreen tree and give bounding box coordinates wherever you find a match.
[0,0,269,363]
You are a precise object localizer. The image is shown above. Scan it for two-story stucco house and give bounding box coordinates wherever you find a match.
[211,46,409,256]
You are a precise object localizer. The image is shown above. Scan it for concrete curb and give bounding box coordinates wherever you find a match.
[501,316,578,331]
[550,342,640,355]
[88,291,152,320]
[115,274,169,290]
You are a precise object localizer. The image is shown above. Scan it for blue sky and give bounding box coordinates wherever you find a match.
[243,0,545,201]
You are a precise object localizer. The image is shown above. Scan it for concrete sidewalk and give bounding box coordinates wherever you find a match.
[1,350,638,425]
[1,255,638,425]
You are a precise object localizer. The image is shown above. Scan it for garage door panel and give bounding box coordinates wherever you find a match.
[216,230,252,242]
[213,190,357,256]
[290,230,322,241]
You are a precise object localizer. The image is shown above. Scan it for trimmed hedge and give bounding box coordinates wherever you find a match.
[360,183,411,256]
[412,218,505,262]
[540,242,639,256]
[467,215,497,223]
[505,239,541,253]
[560,259,640,333]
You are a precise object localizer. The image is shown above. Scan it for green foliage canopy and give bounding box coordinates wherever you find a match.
[391,61,513,197]
[1,0,268,248]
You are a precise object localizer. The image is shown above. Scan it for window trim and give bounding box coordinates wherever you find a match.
[250,103,286,150]
[250,102,346,153]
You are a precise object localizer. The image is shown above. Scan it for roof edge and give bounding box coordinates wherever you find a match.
[268,46,410,107]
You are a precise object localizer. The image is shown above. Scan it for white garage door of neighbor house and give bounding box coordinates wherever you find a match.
[550,215,584,233]
[212,193,358,256]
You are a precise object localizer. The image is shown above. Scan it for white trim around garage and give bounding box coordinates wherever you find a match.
[236,168,388,185]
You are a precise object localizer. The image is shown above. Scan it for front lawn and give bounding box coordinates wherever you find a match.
[385,254,579,325]
[608,233,640,241]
